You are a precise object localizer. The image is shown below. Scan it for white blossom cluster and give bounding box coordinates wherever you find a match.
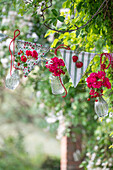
[85,148,113,169]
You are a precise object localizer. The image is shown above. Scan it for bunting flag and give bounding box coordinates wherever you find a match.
[14,40,49,77]
[59,49,97,88]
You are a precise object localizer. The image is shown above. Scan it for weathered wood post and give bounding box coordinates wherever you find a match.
[60,128,83,170]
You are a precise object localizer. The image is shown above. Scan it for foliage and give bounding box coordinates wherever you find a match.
[0,135,60,170]
[80,118,113,169]
[40,156,60,170]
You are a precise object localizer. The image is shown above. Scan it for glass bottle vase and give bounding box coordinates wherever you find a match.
[5,69,20,90]
[49,74,64,95]
[94,96,108,117]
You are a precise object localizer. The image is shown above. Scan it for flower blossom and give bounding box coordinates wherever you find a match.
[45,57,65,76]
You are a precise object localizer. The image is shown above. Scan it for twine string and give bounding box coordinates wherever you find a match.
[54,44,71,98]
[100,53,112,71]
[9,29,20,75]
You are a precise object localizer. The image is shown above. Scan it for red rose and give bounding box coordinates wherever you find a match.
[17,62,20,66]
[21,55,27,62]
[32,50,38,59]
[20,50,23,54]
[26,50,32,56]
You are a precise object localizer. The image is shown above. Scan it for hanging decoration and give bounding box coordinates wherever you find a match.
[49,74,64,95]
[86,53,112,117]
[46,44,71,97]
[15,40,49,77]
[5,68,20,90]
[94,96,108,117]
[59,49,97,88]
[5,29,49,90]
[1,29,112,117]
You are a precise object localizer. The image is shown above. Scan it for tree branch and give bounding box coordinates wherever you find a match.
[41,0,109,33]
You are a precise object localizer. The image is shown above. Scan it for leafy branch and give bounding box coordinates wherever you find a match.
[40,0,109,33]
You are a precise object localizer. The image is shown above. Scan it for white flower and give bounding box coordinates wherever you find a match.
[96,159,101,165]
[94,145,98,151]
[39,103,45,109]
[32,32,38,39]
[36,91,41,98]
[102,162,108,167]
[86,161,94,170]
[106,118,111,123]
[91,153,96,161]
[97,136,100,140]
[45,116,57,123]
[86,152,91,157]
[108,163,112,167]
[45,112,57,124]
[1,58,8,68]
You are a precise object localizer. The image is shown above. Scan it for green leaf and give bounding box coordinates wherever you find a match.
[62,1,66,8]
[77,2,83,12]
[52,18,57,26]
[51,39,59,48]
[51,9,58,16]
[57,16,65,22]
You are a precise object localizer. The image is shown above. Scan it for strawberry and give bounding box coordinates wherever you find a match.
[72,55,78,62]
[76,61,83,68]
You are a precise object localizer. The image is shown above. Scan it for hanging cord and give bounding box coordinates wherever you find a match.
[54,44,71,55]
[54,44,71,98]
[100,53,112,71]
[9,29,20,75]
[59,75,67,98]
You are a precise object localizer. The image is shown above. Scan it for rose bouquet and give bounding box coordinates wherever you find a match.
[45,57,65,76]
[46,57,67,96]
[86,71,111,101]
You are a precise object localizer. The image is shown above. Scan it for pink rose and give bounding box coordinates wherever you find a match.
[90,72,98,78]
[92,81,102,89]
[58,59,65,66]
[103,77,111,89]
[98,71,106,79]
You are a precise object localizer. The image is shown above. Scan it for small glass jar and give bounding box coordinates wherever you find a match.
[5,69,20,90]
[94,96,108,117]
[49,74,64,95]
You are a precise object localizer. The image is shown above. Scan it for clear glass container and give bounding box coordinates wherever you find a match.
[94,96,108,117]
[49,74,64,95]
[5,69,20,90]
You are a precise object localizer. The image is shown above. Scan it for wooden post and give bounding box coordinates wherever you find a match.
[60,130,83,170]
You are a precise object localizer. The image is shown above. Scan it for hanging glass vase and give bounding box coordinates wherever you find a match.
[49,74,64,95]
[94,96,108,117]
[5,69,20,90]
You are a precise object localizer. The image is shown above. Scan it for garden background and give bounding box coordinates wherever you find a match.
[0,0,113,169]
